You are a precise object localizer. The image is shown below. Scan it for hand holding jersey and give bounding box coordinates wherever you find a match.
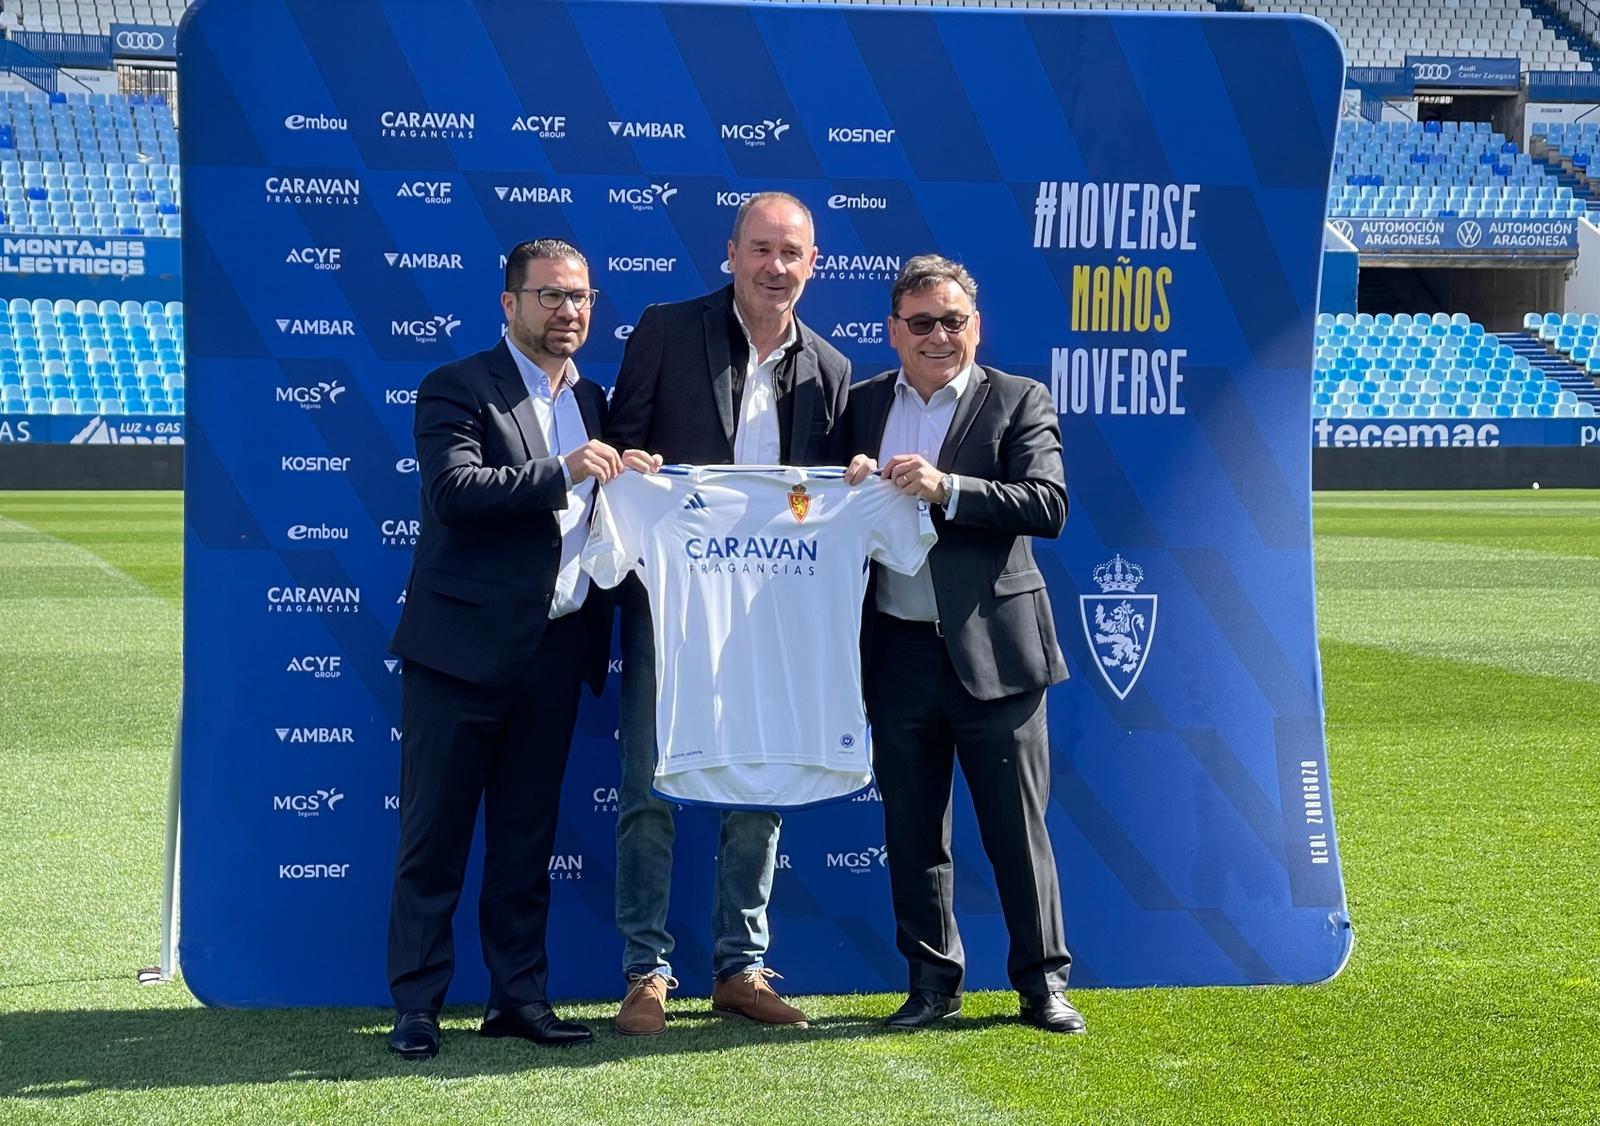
[581,465,935,809]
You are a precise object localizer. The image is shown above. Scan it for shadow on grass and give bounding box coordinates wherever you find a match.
[0,1005,1024,1098]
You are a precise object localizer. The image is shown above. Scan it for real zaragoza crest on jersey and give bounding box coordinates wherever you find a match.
[788,483,811,523]
[1080,553,1157,701]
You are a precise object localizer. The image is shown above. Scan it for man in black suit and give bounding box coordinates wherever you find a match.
[385,239,622,1059]
[841,255,1084,1034]
[603,192,850,1035]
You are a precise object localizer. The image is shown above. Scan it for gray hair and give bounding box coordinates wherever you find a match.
[890,254,978,314]
[730,191,814,246]
[504,238,587,291]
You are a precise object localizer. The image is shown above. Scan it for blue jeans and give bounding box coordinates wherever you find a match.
[616,583,780,980]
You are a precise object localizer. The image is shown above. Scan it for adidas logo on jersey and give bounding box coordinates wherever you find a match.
[682,492,709,511]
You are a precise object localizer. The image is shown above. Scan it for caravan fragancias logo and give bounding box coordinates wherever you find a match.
[1080,554,1157,700]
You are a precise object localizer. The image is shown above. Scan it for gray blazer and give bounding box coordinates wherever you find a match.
[843,364,1070,701]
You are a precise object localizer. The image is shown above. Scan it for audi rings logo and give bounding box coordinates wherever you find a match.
[1456,220,1483,248]
[115,30,169,51]
[1412,63,1453,82]
[1331,219,1355,241]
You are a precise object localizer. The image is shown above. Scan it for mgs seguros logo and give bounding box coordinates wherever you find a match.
[274,378,346,410]
[390,313,462,345]
[607,183,677,212]
[720,117,790,147]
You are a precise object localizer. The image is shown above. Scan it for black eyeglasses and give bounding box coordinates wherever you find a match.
[510,287,600,310]
[892,312,971,336]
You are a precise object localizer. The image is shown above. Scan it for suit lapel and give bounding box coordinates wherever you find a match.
[866,375,896,457]
[575,378,603,441]
[703,298,737,448]
[782,339,819,463]
[936,366,989,469]
[489,339,543,461]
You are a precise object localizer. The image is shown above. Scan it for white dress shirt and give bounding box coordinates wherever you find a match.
[507,342,592,619]
[874,365,971,622]
[730,301,795,466]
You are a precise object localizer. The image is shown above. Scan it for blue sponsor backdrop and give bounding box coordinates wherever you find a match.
[0,236,182,301]
[1327,216,1578,254]
[1406,56,1522,90]
[178,0,1350,1006]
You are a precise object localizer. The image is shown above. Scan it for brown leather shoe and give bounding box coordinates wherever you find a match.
[615,972,676,1036]
[710,967,809,1027]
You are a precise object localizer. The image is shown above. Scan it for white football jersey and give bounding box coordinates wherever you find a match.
[581,465,936,809]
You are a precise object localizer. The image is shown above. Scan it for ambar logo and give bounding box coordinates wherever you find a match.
[608,120,685,139]
[277,318,355,337]
[274,726,355,744]
[385,252,463,270]
[494,185,573,204]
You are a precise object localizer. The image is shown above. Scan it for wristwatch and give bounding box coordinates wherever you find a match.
[939,473,956,508]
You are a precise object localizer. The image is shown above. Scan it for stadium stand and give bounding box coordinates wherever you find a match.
[1240,0,1594,71]
[1331,119,1586,219]
[1517,312,1600,408]
[0,90,180,237]
[1526,122,1600,212]
[4,0,188,37]
[1312,312,1598,419]
[0,298,184,416]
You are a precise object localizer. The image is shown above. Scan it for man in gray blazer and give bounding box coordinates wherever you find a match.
[841,255,1083,1034]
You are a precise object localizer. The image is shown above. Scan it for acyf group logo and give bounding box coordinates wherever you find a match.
[832,321,886,346]
[720,118,790,146]
[512,114,567,139]
[395,180,453,205]
[286,655,342,679]
[285,246,341,271]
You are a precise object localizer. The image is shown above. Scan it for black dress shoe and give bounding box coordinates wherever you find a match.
[884,990,962,1031]
[388,1009,441,1059]
[1018,991,1087,1034]
[480,1001,594,1046]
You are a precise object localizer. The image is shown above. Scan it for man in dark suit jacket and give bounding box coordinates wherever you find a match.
[841,255,1085,1034]
[602,192,850,1035]
[385,240,623,1059]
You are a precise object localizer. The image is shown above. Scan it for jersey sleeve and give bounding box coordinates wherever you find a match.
[860,475,938,577]
[581,470,679,589]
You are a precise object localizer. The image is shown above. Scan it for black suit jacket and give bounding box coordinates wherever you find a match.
[605,285,851,465]
[389,339,612,692]
[842,365,1070,701]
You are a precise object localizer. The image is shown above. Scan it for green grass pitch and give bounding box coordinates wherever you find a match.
[0,490,1595,1124]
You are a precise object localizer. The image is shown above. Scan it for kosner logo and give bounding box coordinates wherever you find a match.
[827,846,888,874]
[379,110,475,139]
[720,118,790,146]
[273,789,345,817]
[827,126,896,144]
[278,863,349,879]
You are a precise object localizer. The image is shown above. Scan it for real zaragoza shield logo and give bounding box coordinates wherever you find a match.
[788,483,810,523]
[1080,554,1157,701]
